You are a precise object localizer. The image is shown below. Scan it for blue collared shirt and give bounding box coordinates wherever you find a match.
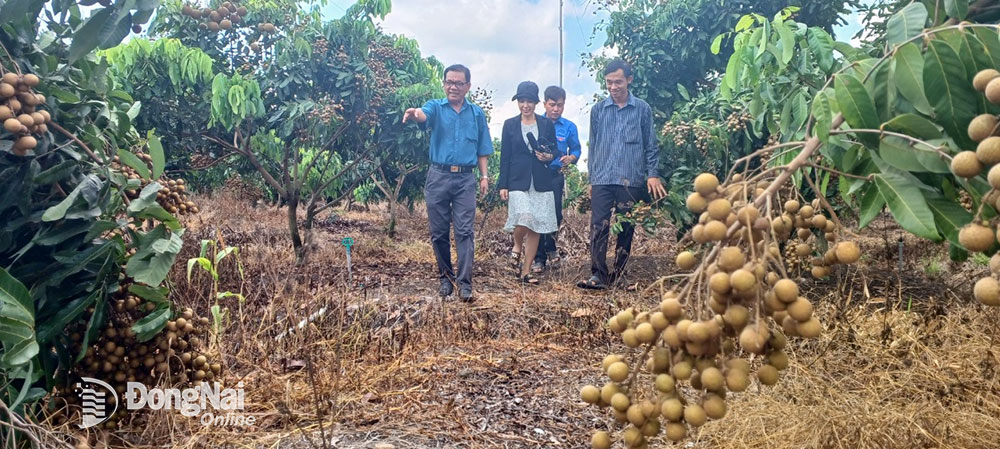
[543,114,582,171]
[418,98,493,166]
[587,93,660,187]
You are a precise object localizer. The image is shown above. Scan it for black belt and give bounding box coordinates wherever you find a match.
[431,163,475,173]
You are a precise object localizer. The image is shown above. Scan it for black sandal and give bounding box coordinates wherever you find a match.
[576,275,607,290]
[519,273,540,285]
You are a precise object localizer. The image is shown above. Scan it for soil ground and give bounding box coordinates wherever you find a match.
[54,190,1000,449]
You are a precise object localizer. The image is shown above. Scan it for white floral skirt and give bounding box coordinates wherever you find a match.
[504,180,558,234]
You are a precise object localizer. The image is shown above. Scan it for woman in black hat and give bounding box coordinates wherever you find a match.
[498,81,559,284]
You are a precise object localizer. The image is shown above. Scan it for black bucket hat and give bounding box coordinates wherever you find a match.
[511,81,540,102]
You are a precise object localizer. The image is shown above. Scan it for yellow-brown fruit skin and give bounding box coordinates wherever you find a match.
[989,164,1000,190]
[835,241,861,264]
[959,223,996,253]
[591,431,612,449]
[987,78,1000,104]
[951,151,983,178]
[981,136,1000,166]
[974,69,1000,92]
[974,276,1000,306]
[693,173,719,196]
[969,114,999,142]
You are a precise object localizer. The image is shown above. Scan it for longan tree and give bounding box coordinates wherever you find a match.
[581,3,1000,448]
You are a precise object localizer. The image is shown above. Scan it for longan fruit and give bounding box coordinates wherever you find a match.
[641,418,660,437]
[959,223,995,252]
[978,136,1000,165]
[974,69,1000,91]
[661,398,684,422]
[0,83,14,98]
[635,322,657,344]
[591,431,611,449]
[660,295,682,320]
[767,350,790,370]
[683,404,707,427]
[600,382,620,404]
[718,246,745,272]
[608,362,629,382]
[704,219,727,241]
[664,422,687,441]
[686,192,707,213]
[729,269,756,291]
[773,279,799,303]
[796,317,822,338]
[987,77,1000,104]
[611,392,630,412]
[22,73,39,87]
[700,367,724,391]
[702,394,727,419]
[709,272,731,294]
[672,360,693,380]
[757,364,780,385]
[707,198,731,220]
[685,321,711,343]
[726,368,750,392]
[627,404,647,426]
[621,328,640,348]
[835,241,861,264]
[969,114,999,142]
[723,304,749,330]
[974,276,1000,306]
[787,297,814,322]
[799,205,815,219]
[693,173,719,196]
[784,199,800,213]
[3,118,22,133]
[655,373,676,393]
[739,324,768,354]
[675,251,697,270]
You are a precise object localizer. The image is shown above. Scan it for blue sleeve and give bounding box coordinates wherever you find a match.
[477,110,493,156]
[418,100,436,131]
[642,103,659,179]
[567,122,582,159]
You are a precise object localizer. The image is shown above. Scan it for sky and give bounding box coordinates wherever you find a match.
[320,1,868,161]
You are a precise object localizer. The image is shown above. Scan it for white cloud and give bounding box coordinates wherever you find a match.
[375,0,608,157]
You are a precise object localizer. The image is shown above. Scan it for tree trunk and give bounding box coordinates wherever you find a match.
[287,195,305,265]
[386,192,397,238]
[303,200,318,262]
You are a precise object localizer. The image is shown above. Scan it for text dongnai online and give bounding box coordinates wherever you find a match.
[124,381,255,426]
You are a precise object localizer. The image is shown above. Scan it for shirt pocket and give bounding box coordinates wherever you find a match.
[623,120,642,145]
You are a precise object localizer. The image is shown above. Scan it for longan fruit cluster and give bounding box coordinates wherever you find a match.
[53,291,218,430]
[1,72,50,156]
[582,173,861,447]
[112,152,198,215]
[181,1,254,33]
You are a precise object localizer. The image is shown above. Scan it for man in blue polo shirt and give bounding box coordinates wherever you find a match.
[403,64,492,302]
[531,85,581,273]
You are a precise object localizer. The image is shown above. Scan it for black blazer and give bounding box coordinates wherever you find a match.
[497,114,557,192]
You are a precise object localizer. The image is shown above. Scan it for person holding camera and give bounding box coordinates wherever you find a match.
[498,81,558,285]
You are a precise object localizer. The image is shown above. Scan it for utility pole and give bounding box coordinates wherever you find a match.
[559,0,564,87]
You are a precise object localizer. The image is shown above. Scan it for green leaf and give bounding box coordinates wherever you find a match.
[69,7,114,63]
[775,20,795,64]
[944,0,968,20]
[882,113,942,140]
[0,0,39,25]
[874,172,941,240]
[927,194,972,246]
[41,176,100,222]
[116,149,150,180]
[924,40,978,150]
[735,14,754,32]
[147,130,165,180]
[127,182,162,214]
[886,2,928,48]
[858,183,884,229]
[812,92,832,142]
[676,83,690,101]
[33,160,79,185]
[128,284,169,305]
[893,43,933,116]
[0,268,38,369]
[806,27,835,73]
[131,305,171,342]
[710,34,724,55]
[835,74,881,147]
[878,137,929,172]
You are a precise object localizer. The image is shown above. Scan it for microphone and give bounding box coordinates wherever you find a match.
[526,132,540,153]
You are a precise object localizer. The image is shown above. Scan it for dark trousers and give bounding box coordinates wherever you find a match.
[535,172,565,264]
[590,184,647,283]
[424,167,476,288]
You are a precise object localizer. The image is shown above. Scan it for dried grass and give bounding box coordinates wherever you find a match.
[26,196,1000,449]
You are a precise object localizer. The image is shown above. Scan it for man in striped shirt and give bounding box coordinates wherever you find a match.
[578,59,667,290]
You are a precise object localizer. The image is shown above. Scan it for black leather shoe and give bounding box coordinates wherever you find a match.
[439,281,454,297]
[459,287,474,302]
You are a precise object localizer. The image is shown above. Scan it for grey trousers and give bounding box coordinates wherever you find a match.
[424,167,476,288]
